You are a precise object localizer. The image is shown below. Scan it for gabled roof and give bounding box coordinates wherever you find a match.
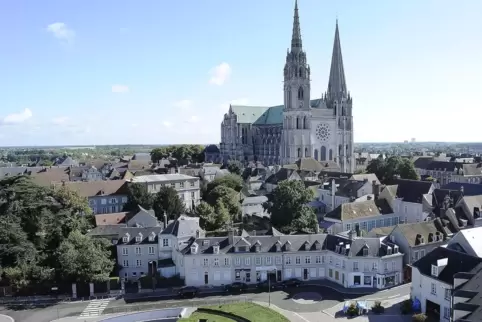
[442,182,482,196]
[392,179,433,203]
[63,180,129,197]
[95,212,128,226]
[264,168,299,184]
[395,220,450,247]
[161,215,202,238]
[325,198,393,221]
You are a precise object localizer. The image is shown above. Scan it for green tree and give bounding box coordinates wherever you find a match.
[123,183,154,211]
[153,186,186,220]
[194,201,228,231]
[57,230,114,283]
[265,180,318,233]
[397,158,419,181]
[366,156,419,184]
[227,160,243,176]
[205,174,243,197]
[150,147,170,163]
[205,185,241,219]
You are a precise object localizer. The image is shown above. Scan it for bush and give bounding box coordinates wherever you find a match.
[371,301,385,314]
[412,313,427,322]
[400,299,413,315]
[346,303,358,317]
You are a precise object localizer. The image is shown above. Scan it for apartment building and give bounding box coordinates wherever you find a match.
[130,174,201,210]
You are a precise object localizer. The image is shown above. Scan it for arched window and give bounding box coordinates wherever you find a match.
[329,149,333,161]
[299,67,303,78]
[297,148,301,158]
[303,116,308,129]
[314,149,319,160]
[296,117,300,129]
[305,148,308,157]
[298,87,304,100]
[320,146,327,161]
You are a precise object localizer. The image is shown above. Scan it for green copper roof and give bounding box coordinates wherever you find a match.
[251,98,323,126]
[230,105,270,124]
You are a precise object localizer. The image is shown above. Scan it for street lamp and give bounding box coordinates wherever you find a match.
[268,268,277,307]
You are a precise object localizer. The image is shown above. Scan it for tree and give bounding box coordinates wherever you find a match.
[153,186,186,220]
[150,145,205,164]
[194,201,229,231]
[265,180,318,233]
[205,185,241,219]
[365,156,419,184]
[205,174,243,197]
[150,147,170,163]
[57,230,114,283]
[123,183,154,211]
[227,160,243,176]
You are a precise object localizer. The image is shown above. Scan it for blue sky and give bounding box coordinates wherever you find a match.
[0,0,481,146]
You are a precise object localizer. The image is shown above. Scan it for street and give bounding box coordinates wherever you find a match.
[0,283,411,322]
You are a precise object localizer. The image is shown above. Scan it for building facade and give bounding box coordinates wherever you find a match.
[219,2,355,172]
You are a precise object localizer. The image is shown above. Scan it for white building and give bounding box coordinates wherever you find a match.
[180,229,403,290]
[130,174,201,210]
[220,2,355,172]
[446,227,482,257]
[411,246,482,321]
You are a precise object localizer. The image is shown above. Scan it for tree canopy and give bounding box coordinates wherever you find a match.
[153,186,186,220]
[194,201,229,231]
[205,174,243,196]
[150,145,205,163]
[264,180,318,234]
[123,183,154,211]
[0,176,112,288]
[366,156,419,184]
[205,185,241,220]
[226,160,243,176]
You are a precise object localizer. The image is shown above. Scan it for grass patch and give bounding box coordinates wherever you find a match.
[179,303,289,322]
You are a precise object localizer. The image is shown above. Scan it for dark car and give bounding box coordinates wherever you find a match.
[256,280,281,291]
[178,286,199,298]
[282,278,302,288]
[225,282,248,293]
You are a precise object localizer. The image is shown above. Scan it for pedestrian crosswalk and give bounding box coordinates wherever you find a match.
[79,298,111,318]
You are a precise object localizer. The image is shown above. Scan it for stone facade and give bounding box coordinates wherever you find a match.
[220,2,355,173]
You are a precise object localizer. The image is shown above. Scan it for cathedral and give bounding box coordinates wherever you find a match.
[220,1,355,173]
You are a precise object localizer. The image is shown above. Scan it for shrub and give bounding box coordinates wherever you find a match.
[400,299,413,315]
[412,313,427,322]
[371,300,385,314]
[346,303,358,317]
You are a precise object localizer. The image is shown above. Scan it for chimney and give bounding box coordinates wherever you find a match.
[228,229,235,245]
[163,212,168,228]
[348,229,355,240]
[355,224,360,237]
[331,179,336,210]
[372,180,380,200]
[251,230,256,236]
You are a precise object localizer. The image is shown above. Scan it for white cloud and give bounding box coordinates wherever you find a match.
[1,108,33,125]
[209,62,231,86]
[174,99,193,110]
[162,121,172,128]
[112,84,129,93]
[46,22,75,43]
[51,116,70,125]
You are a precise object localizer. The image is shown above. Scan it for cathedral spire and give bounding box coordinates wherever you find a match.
[327,20,347,101]
[291,0,302,52]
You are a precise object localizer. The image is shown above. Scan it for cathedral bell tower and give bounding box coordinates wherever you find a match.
[281,0,312,165]
[324,21,354,173]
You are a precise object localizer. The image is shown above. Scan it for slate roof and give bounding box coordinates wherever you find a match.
[351,173,380,185]
[395,220,449,247]
[242,196,268,206]
[264,168,298,184]
[88,224,127,237]
[412,246,482,284]
[325,198,393,221]
[425,161,463,172]
[117,227,164,245]
[63,180,129,197]
[452,263,482,321]
[161,215,202,238]
[283,158,326,172]
[54,156,78,167]
[319,171,353,179]
[29,167,70,187]
[442,183,482,196]
[392,179,433,203]
[130,174,197,183]
[132,153,151,161]
[413,156,434,169]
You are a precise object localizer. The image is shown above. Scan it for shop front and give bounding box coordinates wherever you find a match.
[375,272,400,289]
[256,266,280,282]
[234,269,252,283]
[349,272,376,288]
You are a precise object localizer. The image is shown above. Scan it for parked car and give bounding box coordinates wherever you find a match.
[256,280,281,291]
[225,282,248,293]
[178,286,199,298]
[282,278,302,288]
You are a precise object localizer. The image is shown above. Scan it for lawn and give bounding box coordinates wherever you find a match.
[179,302,289,322]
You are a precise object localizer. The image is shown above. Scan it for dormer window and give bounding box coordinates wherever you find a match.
[275,241,281,252]
[135,234,142,243]
[213,245,220,254]
[304,241,310,250]
[394,245,399,253]
[315,241,321,250]
[191,244,198,254]
[420,236,425,244]
[202,240,210,247]
[431,264,438,277]
[428,233,434,243]
[363,248,368,257]
[148,232,155,242]
[285,241,291,251]
[254,241,261,252]
[387,246,392,255]
[123,234,130,243]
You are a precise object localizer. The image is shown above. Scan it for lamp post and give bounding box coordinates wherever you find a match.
[268,269,276,307]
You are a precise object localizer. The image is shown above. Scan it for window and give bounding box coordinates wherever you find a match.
[122,247,128,256]
[384,262,389,271]
[235,258,241,266]
[392,261,396,271]
[315,256,321,264]
[276,256,282,265]
[122,197,127,203]
[214,258,219,266]
[421,249,426,257]
[431,265,438,277]
[179,194,184,200]
[110,198,117,204]
[363,248,368,256]
[285,257,291,265]
[346,224,351,231]
[135,235,142,243]
[256,257,261,265]
[135,247,141,255]
[387,247,392,255]
[329,256,333,264]
[431,283,437,295]
[224,258,230,266]
[148,246,155,255]
[445,288,451,301]
[111,206,116,213]
[372,262,378,271]
[295,256,301,264]
[190,181,195,187]
[163,239,169,247]
[364,263,369,272]
[101,199,106,205]
[321,256,325,263]
[353,262,359,271]
[245,257,250,266]
[266,257,272,265]
[305,256,311,264]
[203,258,208,266]
[414,251,420,261]
[191,192,195,199]
[342,260,345,268]
[123,260,129,267]
[443,307,451,319]
[180,182,184,188]
[136,259,142,267]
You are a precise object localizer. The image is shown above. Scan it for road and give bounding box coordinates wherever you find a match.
[0,283,411,322]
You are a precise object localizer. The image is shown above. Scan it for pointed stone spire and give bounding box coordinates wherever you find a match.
[291,0,302,51]
[327,20,347,101]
